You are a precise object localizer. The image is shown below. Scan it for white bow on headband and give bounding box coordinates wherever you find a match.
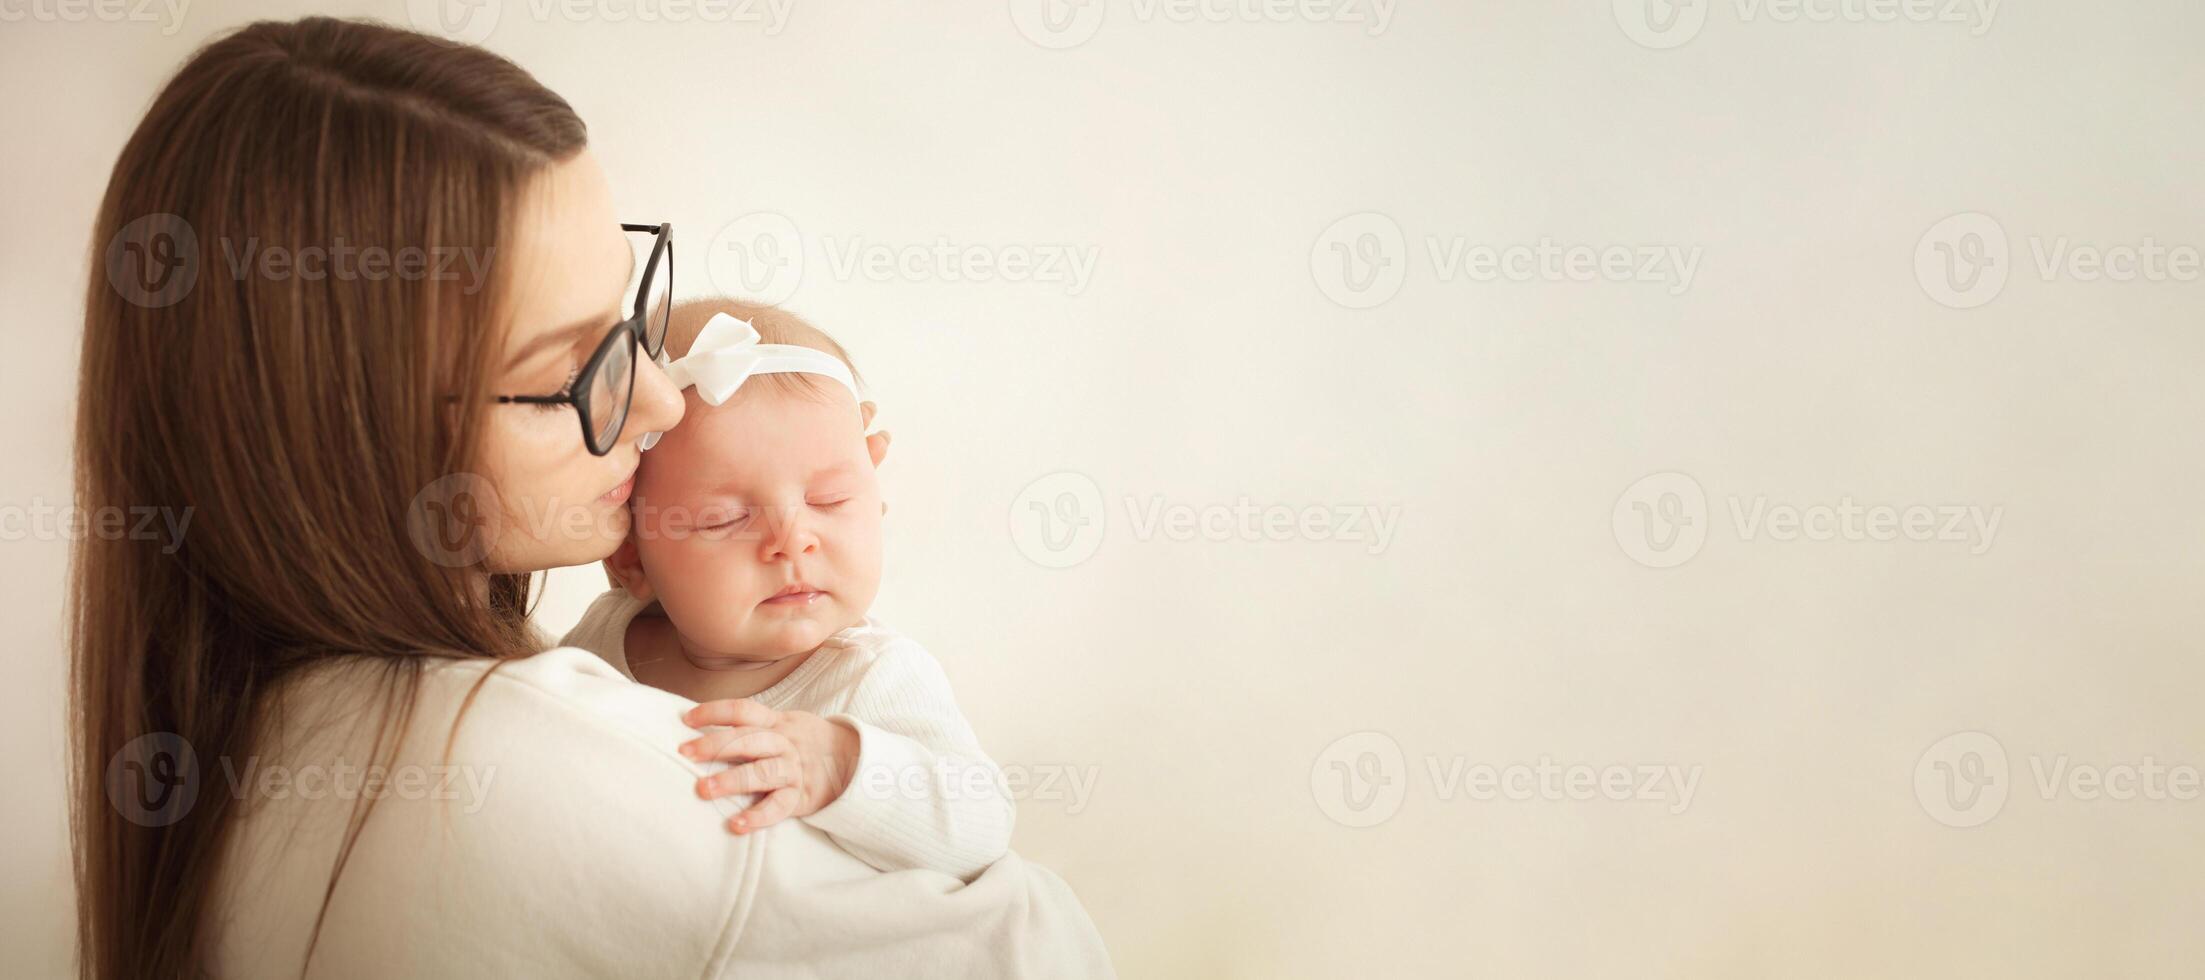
[639,312,862,451]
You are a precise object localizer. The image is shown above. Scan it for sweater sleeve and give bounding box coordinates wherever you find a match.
[800,636,1015,881]
[209,647,766,978]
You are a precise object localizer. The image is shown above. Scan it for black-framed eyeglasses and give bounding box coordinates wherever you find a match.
[496,222,672,456]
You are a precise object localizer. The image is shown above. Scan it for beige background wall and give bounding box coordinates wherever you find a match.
[7,1,2203,976]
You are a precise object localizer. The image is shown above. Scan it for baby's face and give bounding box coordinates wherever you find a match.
[628,382,883,663]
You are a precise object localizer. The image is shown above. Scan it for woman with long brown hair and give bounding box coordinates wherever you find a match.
[70,16,1110,978]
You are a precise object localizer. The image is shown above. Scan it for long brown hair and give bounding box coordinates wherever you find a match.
[69,18,586,977]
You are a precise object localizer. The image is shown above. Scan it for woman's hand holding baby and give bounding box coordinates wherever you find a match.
[681,699,860,834]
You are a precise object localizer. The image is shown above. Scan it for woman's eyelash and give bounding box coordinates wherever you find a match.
[534,367,580,411]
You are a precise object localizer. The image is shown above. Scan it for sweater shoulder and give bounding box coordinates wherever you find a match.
[211,647,764,978]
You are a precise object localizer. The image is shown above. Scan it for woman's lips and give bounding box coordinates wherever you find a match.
[600,474,635,505]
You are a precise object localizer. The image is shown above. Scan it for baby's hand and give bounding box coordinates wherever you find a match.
[681,699,860,834]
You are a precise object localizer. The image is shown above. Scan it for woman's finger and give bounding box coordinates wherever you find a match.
[729,787,800,834]
[685,698,779,729]
[682,728,790,763]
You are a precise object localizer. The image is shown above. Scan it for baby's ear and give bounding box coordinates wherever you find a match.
[861,401,891,468]
[605,535,655,603]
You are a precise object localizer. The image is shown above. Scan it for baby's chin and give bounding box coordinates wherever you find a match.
[732,608,853,659]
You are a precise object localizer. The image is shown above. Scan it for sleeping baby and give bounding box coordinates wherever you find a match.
[560,298,1011,880]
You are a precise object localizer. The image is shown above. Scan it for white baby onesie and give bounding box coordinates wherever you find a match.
[560,589,1014,881]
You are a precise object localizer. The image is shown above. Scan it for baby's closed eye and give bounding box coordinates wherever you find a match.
[694,506,752,532]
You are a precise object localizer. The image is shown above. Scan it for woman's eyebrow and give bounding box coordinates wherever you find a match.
[502,317,603,373]
[501,248,638,372]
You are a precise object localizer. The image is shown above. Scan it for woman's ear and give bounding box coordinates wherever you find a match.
[605,535,654,602]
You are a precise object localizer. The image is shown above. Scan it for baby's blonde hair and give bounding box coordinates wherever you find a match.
[664,297,864,402]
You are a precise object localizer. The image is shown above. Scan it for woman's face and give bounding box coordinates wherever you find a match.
[480,149,685,573]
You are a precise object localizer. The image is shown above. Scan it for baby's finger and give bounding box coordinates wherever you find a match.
[697,756,797,800]
[729,787,799,835]
[685,698,780,730]
[682,728,790,763]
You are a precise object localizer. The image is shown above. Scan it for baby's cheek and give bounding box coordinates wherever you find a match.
[660,547,754,646]
[835,517,887,604]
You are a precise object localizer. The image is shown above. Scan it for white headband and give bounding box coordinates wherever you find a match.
[639,312,861,451]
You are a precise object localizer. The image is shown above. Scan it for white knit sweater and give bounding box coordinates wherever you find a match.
[560,589,1014,880]
[207,644,1114,978]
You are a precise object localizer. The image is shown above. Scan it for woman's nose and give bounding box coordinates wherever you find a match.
[626,349,686,447]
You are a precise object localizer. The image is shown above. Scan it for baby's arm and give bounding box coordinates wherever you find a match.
[680,638,1015,880]
[800,638,1015,880]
